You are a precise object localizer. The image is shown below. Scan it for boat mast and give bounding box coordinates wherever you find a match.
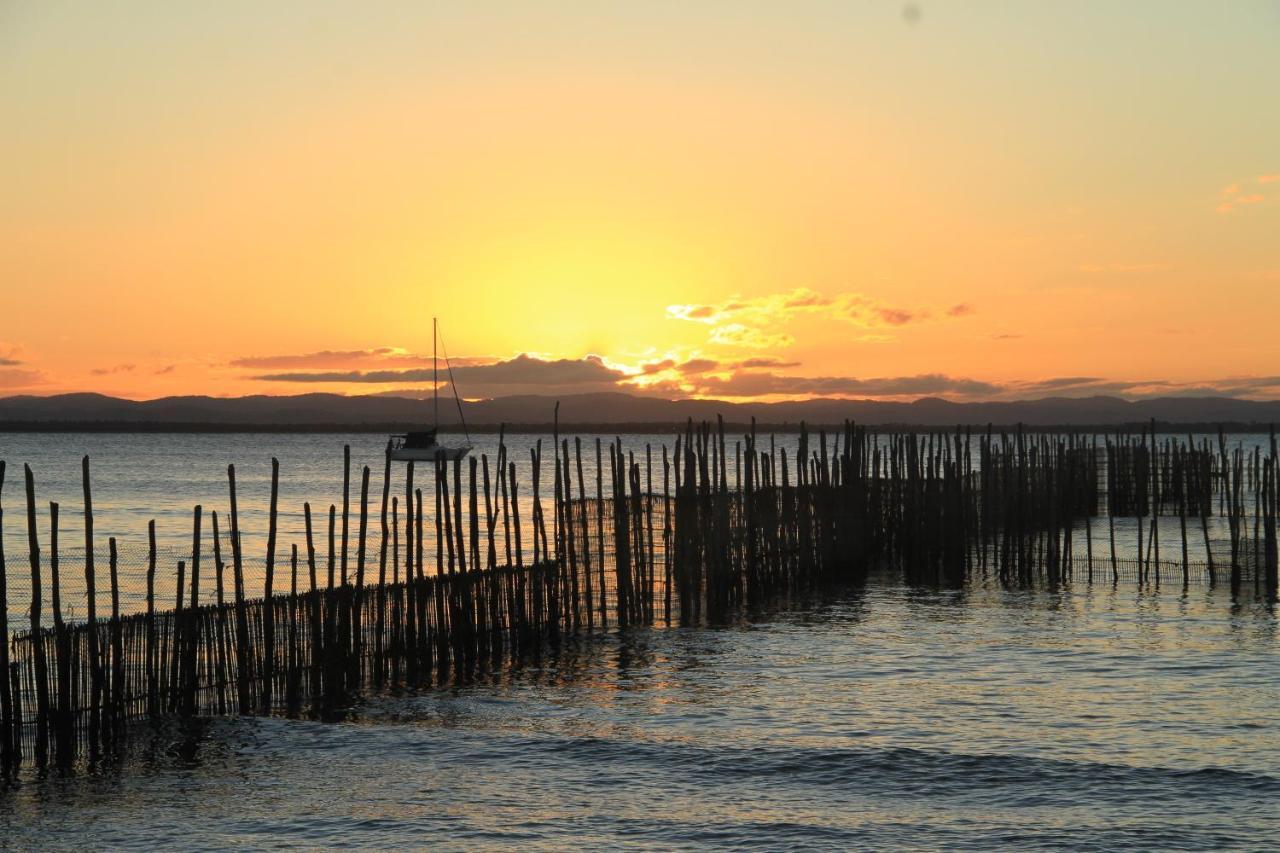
[433,317,439,430]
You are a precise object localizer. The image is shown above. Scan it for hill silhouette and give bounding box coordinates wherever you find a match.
[1,391,1278,431]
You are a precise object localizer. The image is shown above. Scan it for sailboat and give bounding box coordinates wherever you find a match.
[389,318,472,462]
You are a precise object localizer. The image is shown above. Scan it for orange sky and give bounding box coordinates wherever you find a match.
[2,2,1278,402]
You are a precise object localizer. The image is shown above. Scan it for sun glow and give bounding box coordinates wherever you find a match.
[2,3,1278,402]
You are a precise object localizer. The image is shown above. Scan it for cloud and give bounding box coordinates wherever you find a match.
[689,371,1004,399]
[708,324,795,349]
[667,287,854,337]
[878,308,914,326]
[451,354,624,386]
[666,287,834,326]
[999,375,1280,400]
[0,368,47,390]
[1077,263,1170,273]
[1016,376,1109,392]
[1206,375,1280,395]
[627,355,803,391]
[635,356,796,377]
[236,342,1280,405]
[1034,376,1106,389]
[90,364,136,376]
[249,345,1022,402]
[0,358,20,367]
[681,370,1280,402]
[1217,174,1277,213]
[1229,194,1265,208]
[665,304,721,323]
[732,357,800,369]
[252,354,631,397]
[676,358,720,375]
[154,365,177,375]
[836,294,923,329]
[231,347,453,370]
[777,289,835,311]
[638,359,676,375]
[667,287,970,353]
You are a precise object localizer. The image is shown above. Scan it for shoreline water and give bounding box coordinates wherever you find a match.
[1,581,1276,849]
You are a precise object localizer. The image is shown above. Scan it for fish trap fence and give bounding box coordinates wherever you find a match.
[1,422,1278,775]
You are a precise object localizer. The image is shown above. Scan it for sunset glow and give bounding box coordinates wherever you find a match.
[3,2,1278,402]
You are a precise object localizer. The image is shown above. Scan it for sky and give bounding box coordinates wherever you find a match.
[2,1,1279,403]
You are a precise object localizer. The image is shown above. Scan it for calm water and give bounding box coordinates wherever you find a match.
[1,434,1277,849]
[1,583,1277,850]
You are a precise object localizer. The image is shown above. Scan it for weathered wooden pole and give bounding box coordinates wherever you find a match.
[351,465,370,691]
[261,458,279,714]
[304,503,324,706]
[287,544,300,713]
[575,437,594,630]
[509,462,522,569]
[405,462,417,681]
[146,519,158,717]
[663,444,672,624]
[481,455,500,660]
[500,436,513,569]
[48,502,62,632]
[183,506,202,717]
[469,456,485,651]
[109,536,124,737]
[169,558,185,714]
[82,456,103,756]
[435,461,450,672]
[228,463,252,714]
[24,465,50,764]
[1265,457,1278,603]
[416,487,430,673]
[342,444,351,586]
[0,461,12,772]
[375,445,392,687]
[325,499,335,691]
[592,439,604,627]
[303,504,319,592]
[1179,463,1190,588]
[328,504,337,590]
[49,500,74,764]
[560,440,580,630]
[8,663,21,770]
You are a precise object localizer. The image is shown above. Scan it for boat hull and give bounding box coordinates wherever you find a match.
[389,445,471,462]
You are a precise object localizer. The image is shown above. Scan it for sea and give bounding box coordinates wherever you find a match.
[0,433,1277,850]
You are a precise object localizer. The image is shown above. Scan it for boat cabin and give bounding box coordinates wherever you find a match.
[393,429,439,451]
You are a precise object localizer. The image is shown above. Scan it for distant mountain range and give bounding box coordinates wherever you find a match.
[1,392,1279,431]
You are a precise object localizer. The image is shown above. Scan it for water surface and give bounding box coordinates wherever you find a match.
[2,433,1276,850]
[2,583,1276,850]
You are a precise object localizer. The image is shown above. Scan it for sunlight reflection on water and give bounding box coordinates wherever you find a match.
[1,582,1276,850]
